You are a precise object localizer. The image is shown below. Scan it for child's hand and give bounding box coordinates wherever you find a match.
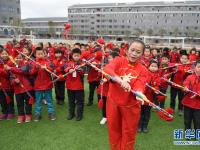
[69,69,74,73]
[14,78,20,84]
[41,65,47,69]
[183,87,189,92]
[4,65,11,71]
[92,61,97,65]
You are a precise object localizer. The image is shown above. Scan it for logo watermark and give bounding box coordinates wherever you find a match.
[173,129,200,145]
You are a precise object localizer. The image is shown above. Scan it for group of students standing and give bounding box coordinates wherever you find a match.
[0,38,200,150]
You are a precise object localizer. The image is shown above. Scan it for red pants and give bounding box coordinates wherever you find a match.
[106,98,141,150]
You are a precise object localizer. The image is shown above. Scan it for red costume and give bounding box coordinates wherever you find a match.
[30,58,53,90]
[104,56,148,150]
[64,61,85,90]
[182,74,200,109]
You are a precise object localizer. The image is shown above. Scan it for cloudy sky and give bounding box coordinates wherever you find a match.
[21,0,187,19]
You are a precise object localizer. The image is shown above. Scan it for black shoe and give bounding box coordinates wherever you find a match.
[67,114,74,120]
[48,113,56,121]
[137,128,142,133]
[57,101,64,105]
[76,116,83,121]
[143,128,149,133]
[87,102,93,106]
[34,114,41,122]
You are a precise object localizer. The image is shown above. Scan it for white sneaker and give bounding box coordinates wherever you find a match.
[100,118,107,125]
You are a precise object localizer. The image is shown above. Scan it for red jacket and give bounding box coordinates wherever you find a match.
[144,71,161,105]
[30,58,53,90]
[140,56,152,67]
[170,51,180,63]
[52,57,66,81]
[87,59,101,83]
[65,61,85,90]
[10,60,33,94]
[182,74,200,109]
[104,57,148,106]
[159,63,174,89]
[172,64,192,86]
[0,60,12,90]
[189,54,197,62]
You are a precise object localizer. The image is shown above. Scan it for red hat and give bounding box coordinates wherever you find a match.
[106,42,113,49]
[81,51,90,60]
[97,38,105,45]
[95,51,102,60]
[157,107,174,122]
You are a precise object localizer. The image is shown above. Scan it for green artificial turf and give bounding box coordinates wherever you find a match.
[0,83,199,150]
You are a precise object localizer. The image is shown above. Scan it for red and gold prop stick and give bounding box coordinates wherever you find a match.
[97,38,105,109]
[160,61,195,70]
[146,83,167,96]
[1,58,34,104]
[161,77,200,97]
[83,58,174,120]
[16,50,59,78]
[52,58,94,83]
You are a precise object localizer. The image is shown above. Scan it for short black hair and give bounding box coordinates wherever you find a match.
[110,51,119,58]
[34,47,44,54]
[54,49,64,55]
[161,54,170,59]
[149,59,159,67]
[72,48,81,55]
[131,39,145,51]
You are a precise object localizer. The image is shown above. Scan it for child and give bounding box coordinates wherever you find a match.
[182,60,200,130]
[138,60,160,133]
[5,54,33,123]
[189,48,197,62]
[87,48,102,106]
[0,49,15,120]
[97,51,119,125]
[65,48,85,121]
[30,47,56,121]
[170,53,191,116]
[158,54,172,108]
[140,45,152,67]
[52,49,66,105]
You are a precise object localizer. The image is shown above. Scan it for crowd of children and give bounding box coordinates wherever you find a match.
[0,37,199,149]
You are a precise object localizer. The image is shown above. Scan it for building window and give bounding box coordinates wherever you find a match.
[181,20,182,23]
[189,8,192,11]
[197,20,199,24]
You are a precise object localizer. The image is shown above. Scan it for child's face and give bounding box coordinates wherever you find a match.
[191,50,196,54]
[149,63,158,72]
[22,48,29,56]
[72,53,81,62]
[152,49,158,56]
[161,57,169,64]
[0,51,8,60]
[108,55,113,63]
[35,50,45,59]
[55,53,62,58]
[144,49,151,57]
[195,64,200,75]
[15,55,23,63]
[180,55,188,64]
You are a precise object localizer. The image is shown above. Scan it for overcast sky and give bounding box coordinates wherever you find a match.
[21,0,188,19]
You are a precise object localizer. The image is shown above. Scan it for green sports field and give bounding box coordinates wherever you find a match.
[0,83,199,150]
